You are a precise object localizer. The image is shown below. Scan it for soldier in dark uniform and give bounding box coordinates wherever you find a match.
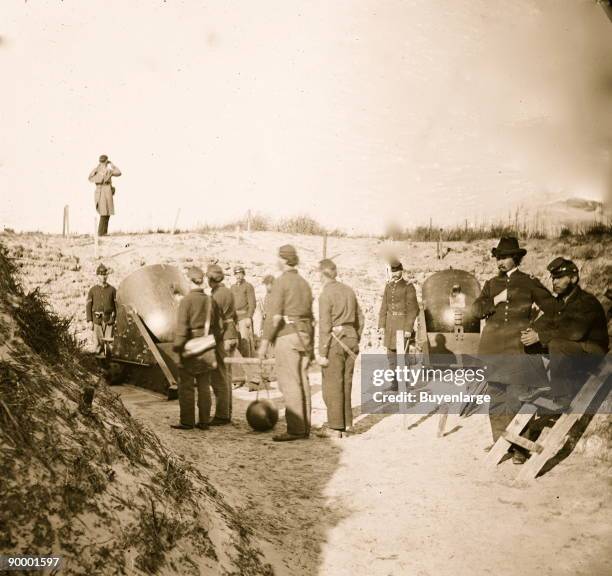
[520,257,609,407]
[171,266,223,430]
[472,237,556,454]
[206,264,240,425]
[316,259,364,438]
[377,259,419,389]
[231,266,257,357]
[86,263,117,356]
[258,245,314,442]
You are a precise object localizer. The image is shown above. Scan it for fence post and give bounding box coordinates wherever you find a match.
[63,205,70,237]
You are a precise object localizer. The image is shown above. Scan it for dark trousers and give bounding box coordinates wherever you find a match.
[177,369,210,427]
[386,349,399,389]
[322,336,358,430]
[210,356,232,420]
[486,355,547,442]
[548,338,606,398]
[98,215,110,236]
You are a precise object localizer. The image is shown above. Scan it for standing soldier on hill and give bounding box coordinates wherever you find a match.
[86,263,117,357]
[88,154,121,236]
[378,259,419,390]
[206,264,240,425]
[258,245,314,442]
[316,259,364,438]
[171,266,223,430]
[472,237,556,462]
[231,266,256,357]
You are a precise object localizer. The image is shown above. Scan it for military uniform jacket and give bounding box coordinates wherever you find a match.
[174,289,223,350]
[262,269,313,342]
[378,278,419,349]
[535,286,609,354]
[319,280,365,356]
[473,269,556,355]
[86,284,117,324]
[211,283,240,341]
[231,281,256,320]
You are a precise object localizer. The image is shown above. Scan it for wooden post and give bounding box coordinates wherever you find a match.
[62,205,70,237]
[322,232,328,259]
[436,228,442,259]
[246,210,251,233]
[93,217,99,259]
[171,208,181,234]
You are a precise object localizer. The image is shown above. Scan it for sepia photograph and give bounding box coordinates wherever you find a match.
[1,1,611,575]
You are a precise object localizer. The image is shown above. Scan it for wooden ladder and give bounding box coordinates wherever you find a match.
[485,360,610,484]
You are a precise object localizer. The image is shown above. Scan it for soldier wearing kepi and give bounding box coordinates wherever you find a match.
[86,263,117,357]
[472,237,556,457]
[316,259,364,438]
[377,259,419,390]
[258,245,314,442]
[88,155,121,236]
[520,257,609,407]
[231,266,257,357]
[206,263,239,425]
[171,266,223,430]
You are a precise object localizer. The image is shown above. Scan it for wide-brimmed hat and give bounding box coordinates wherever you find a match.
[491,237,527,258]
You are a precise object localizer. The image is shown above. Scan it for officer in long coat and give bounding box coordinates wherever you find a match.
[378,259,419,388]
[520,257,609,407]
[317,259,364,438]
[258,245,314,442]
[88,154,121,236]
[472,237,556,449]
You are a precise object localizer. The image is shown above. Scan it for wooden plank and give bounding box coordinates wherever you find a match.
[516,362,611,484]
[502,432,543,454]
[485,404,537,468]
[223,357,275,366]
[129,308,177,388]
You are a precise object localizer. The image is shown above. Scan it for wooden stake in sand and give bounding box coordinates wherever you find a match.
[62,205,70,237]
[246,209,251,233]
[322,232,328,259]
[171,208,181,235]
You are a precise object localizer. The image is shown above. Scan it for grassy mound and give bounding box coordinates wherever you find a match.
[0,243,273,575]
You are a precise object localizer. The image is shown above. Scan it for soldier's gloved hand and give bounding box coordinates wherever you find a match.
[520,328,540,347]
[317,356,329,367]
[493,288,508,306]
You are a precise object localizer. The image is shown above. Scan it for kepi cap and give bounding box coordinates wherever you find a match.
[96,263,109,275]
[206,264,224,282]
[547,257,578,279]
[279,244,299,266]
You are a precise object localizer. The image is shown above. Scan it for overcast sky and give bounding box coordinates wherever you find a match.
[2,0,611,234]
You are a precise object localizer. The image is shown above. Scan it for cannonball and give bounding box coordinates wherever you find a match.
[246,399,279,432]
